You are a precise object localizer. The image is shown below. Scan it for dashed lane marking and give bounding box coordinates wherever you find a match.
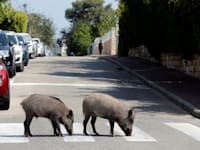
[0,123,28,143]
[62,123,95,142]
[11,82,149,89]
[107,123,157,142]
[165,123,200,141]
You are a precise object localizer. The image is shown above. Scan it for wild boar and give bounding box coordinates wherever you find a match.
[21,94,74,137]
[82,93,135,136]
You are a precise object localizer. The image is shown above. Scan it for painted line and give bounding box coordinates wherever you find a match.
[108,123,156,142]
[0,123,28,143]
[11,82,149,89]
[165,123,200,141]
[62,123,95,142]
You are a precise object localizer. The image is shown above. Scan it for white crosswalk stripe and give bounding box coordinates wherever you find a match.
[165,122,200,141]
[0,122,199,143]
[0,123,28,143]
[108,123,156,142]
[62,123,95,142]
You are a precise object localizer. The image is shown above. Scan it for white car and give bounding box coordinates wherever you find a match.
[32,38,45,57]
[4,31,24,72]
[17,33,36,58]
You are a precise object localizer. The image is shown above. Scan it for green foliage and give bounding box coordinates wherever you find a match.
[73,23,93,55]
[8,10,28,32]
[64,0,115,56]
[118,0,200,59]
[65,0,104,24]
[96,6,116,36]
[0,2,28,32]
[28,13,55,47]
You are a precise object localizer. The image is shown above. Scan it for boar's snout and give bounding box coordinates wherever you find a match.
[63,110,74,135]
[125,128,132,136]
[66,126,73,135]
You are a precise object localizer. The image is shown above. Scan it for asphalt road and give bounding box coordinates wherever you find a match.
[0,56,200,150]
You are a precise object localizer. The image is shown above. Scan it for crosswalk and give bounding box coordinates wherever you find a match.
[0,122,200,143]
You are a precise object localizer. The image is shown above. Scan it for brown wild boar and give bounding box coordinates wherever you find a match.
[82,93,135,136]
[21,94,74,137]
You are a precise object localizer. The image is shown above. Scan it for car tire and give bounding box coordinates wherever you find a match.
[24,60,28,66]
[9,68,15,78]
[17,62,24,72]
[0,87,10,110]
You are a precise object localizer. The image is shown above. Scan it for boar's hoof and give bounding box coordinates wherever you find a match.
[84,131,89,136]
[94,132,100,136]
[25,133,32,137]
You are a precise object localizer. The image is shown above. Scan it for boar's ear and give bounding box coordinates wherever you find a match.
[67,110,73,119]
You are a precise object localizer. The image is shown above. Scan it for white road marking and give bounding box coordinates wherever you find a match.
[108,123,156,142]
[11,82,149,89]
[62,123,95,142]
[0,123,28,143]
[165,123,200,141]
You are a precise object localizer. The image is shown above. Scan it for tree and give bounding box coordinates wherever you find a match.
[73,23,93,55]
[64,0,116,55]
[0,1,28,32]
[28,13,55,48]
[118,0,200,59]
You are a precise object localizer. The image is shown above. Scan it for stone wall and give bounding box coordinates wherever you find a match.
[92,27,118,55]
[128,47,200,79]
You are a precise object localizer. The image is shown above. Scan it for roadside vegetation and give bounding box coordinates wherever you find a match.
[0,0,55,48]
[59,0,116,56]
[118,0,200,59]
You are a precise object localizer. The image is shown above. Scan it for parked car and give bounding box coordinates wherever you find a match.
[0,30,16,78]
[32,38,45,57]
[17,33,36,58]
[0,57,10,110]
[5,31,24,72]
[16,34,29,66]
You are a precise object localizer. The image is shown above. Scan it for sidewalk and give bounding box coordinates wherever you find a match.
[101,56,200,118]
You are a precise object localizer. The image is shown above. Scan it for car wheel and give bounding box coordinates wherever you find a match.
[0,86,10,110]
[24,60,28,66]
[1,98,10,110]
[9,69,15,78]
[17,62,24,72]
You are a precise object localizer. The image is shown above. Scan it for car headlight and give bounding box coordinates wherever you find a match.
[0,65,3,71]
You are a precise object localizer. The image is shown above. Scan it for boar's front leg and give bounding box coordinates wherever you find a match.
[109,119,115,136]
[51,119,62,136]
[83,114,90,135]
[91,116,99,136]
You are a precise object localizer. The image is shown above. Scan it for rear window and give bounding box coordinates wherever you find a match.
[7,35,17,44]
[0,33,7,46]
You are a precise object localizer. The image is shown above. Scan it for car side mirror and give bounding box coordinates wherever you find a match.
[9,41,14,46]
[19,41,23,45]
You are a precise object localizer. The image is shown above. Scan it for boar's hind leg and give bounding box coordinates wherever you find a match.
[83,114,90,135]
[24,114,33,137]
[51,120,62,136]
[109,119,115,136]
[91,116,99,136]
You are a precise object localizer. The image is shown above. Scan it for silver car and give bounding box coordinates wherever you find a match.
[4,31,24,72]
[17,33,36,59]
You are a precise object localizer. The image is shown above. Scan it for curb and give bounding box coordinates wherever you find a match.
[100,56,200,118]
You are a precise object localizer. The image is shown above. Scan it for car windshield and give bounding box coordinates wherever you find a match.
[25,34,32,42]
[7,35,17,44]
[17,35,24,43]
[0,33,7,46]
